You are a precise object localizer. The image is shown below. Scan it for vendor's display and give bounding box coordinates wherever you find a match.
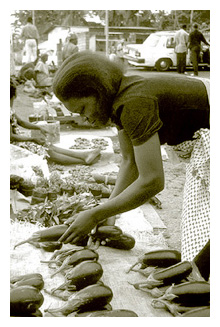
[127,249,182,274]
[10,284,44,317]
[128,249,210,317]
[69,137,109,150]
[44,283,113,316]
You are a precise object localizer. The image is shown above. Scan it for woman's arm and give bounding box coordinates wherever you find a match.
[109,129,139,198]
[16,115,41,130]
[59,132,165,244]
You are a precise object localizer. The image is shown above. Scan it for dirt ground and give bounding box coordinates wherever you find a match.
[12,85,188,252]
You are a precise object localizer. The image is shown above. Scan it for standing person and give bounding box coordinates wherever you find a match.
[174,24,189,74]
[62,34,79,62]
[51,51,210,250]
[188,23,210,76]
[21,16,39,63]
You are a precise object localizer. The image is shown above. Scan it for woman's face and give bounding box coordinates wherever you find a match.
[63,96,109,127]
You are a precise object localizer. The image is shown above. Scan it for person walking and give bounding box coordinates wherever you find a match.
[188,23,210,76]
[174,24,189,74]
[62,34,79,62]
[21,16,39,63]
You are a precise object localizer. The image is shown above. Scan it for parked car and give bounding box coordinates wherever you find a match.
[123,31,210,71]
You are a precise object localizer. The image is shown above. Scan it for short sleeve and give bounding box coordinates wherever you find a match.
[120,96,163,146]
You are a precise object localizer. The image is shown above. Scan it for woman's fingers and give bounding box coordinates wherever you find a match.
[58,225,74,242]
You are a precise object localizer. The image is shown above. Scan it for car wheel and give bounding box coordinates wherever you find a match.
[156,58,172,71]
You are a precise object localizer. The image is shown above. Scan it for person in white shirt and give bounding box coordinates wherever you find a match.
[174,24,189,74]
[34,53,53,87]
[21,16,39,63]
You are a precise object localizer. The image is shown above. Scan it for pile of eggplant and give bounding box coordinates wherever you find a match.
[12,224,138,317]
[128,249,210,317]
[41,246,138,317]
[13,224,136,251]
[10,273,45,317]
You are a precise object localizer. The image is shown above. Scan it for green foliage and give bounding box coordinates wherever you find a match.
[11,10,210,39]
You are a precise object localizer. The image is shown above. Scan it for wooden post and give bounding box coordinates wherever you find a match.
[105,10,109,56]
[57,39,63,67]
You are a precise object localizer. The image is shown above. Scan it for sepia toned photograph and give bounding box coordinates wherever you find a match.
[9,9,210,318]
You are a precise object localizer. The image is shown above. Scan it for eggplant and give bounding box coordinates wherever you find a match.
[51,261,103,292]
[93,226,123,241]
[10,273,43,284]
[14,224,68,249]
[11,275,44,291]
[80,309,138,317]
[28,241,63,252]
[69,304,112,316]
[44,284,113,316]
[103,233,136,250]
[50,249,99,277]
[182,306,210,317]
[128,249,181,273]
[158,281,210,306]
[134,261,192,289]
[10,285,44,316]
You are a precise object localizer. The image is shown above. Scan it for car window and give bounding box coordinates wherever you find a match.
[166,36,175,48]
[144,34,160,47]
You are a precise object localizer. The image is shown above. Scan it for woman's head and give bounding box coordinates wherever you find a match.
[53,51,123,125]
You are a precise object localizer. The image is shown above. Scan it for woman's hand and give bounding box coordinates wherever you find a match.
[38,126,56,138]
[58,211,98,244]
[32,135,46,145]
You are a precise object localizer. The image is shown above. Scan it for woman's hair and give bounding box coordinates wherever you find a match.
[53,51,123,115]
[10,77,17,99]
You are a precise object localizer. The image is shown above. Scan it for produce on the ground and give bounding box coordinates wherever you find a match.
[10,285,44,316]
[153,281,210,306]
[69,137,109,150]
[50,248,99,277]
[10,175,24,189]
[13,224,68,249]
[44,283,113,316]
[10,273,44,291]
[68,304,112,316]
[13,141,48,157]
[50,261,104,292]
[28,240,63,252]
[131,261,192,290]
[181,306,210,317]
[76,309,138,317]
[92,173,117,185]
[127,249,181,273]
[102,233,136,250]
[16,192,97,226]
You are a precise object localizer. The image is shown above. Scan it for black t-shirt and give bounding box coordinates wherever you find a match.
[111,73,210,146]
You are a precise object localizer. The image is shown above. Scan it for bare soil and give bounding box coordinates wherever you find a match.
[13,85,188,252]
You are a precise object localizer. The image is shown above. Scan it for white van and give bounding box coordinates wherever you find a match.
[123,31,210,71]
